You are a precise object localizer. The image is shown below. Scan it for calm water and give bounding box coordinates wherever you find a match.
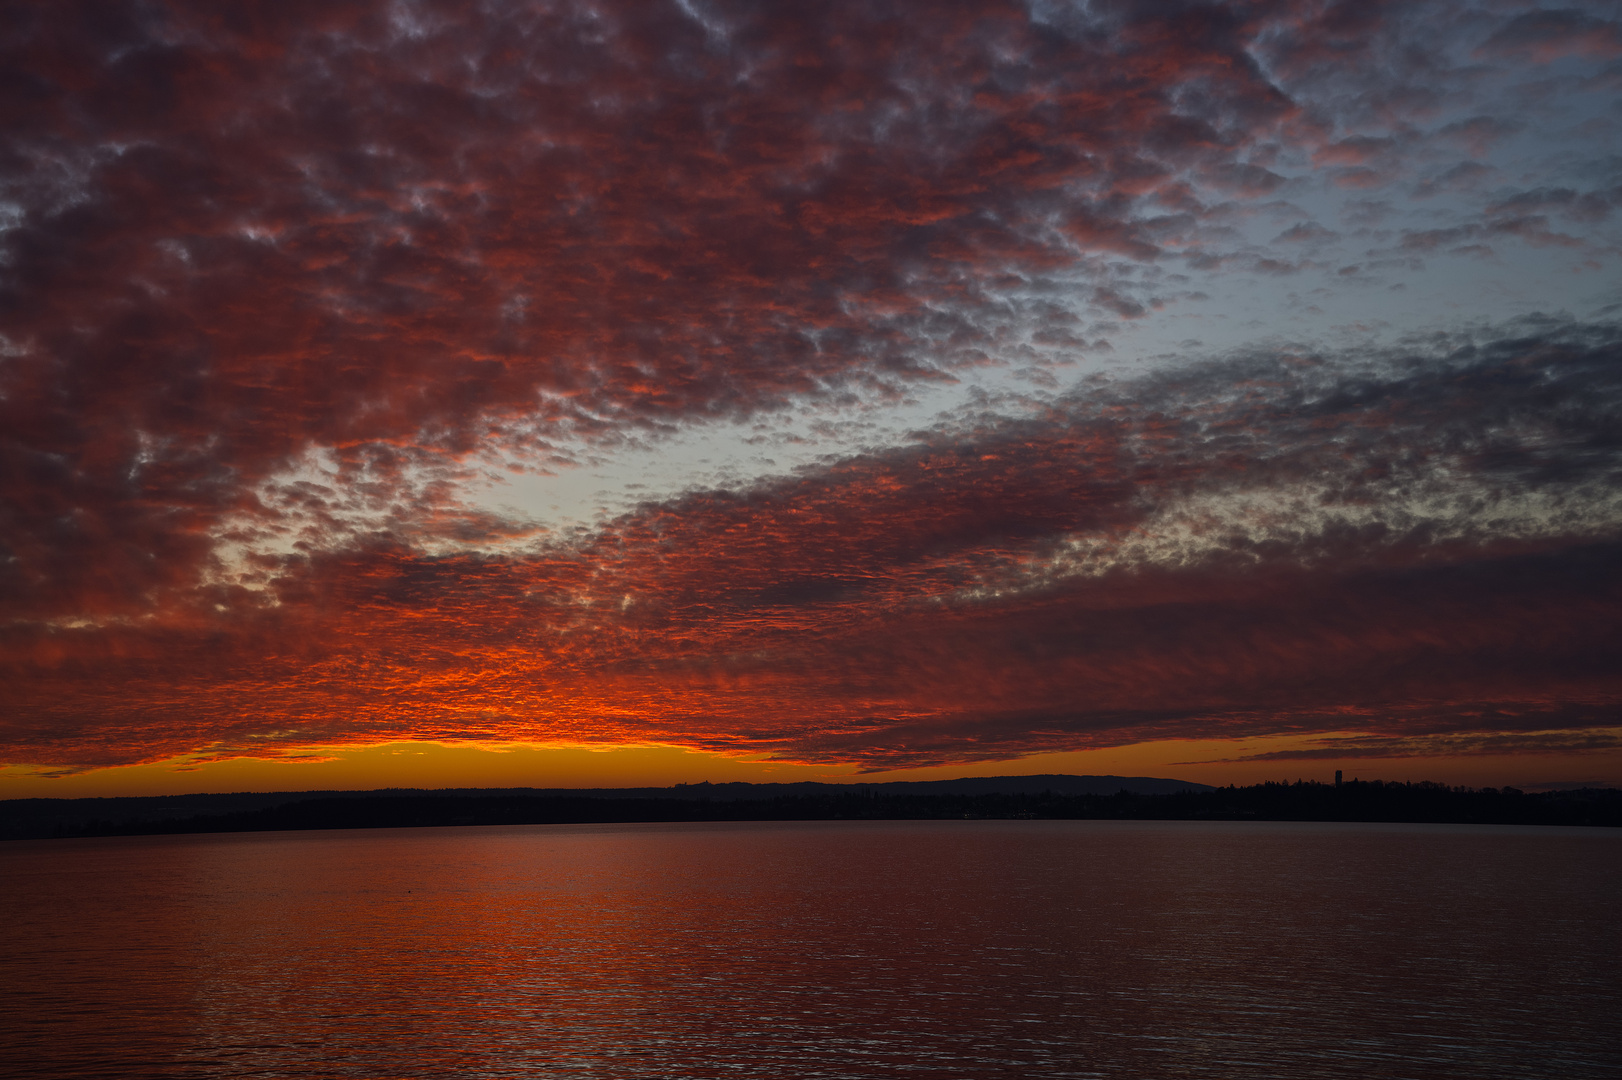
[1,820,1618,1079]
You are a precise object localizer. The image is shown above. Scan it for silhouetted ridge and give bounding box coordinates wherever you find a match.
[0,773,1203,839]
[4,778,1618,840]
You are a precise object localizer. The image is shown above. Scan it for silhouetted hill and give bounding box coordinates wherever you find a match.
[659,774,1211,798]
[0,773,1205,839]
[4,777,1618,840]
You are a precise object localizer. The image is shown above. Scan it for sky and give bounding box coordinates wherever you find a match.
[3,0,1621,798]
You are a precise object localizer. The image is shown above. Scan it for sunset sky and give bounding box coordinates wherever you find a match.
[3,0,1621,798]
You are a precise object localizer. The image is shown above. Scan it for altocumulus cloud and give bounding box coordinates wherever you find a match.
[2,0,1620,771]
[5,316,1620,769]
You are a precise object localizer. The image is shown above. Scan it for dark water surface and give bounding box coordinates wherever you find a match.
[2,820,1617,1078]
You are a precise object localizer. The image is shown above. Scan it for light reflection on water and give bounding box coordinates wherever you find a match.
[2,820,1618,1078]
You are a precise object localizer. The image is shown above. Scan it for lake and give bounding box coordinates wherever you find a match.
[2,820,1618,1078]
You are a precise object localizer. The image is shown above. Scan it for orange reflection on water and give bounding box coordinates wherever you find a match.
[4,821,1620,1078]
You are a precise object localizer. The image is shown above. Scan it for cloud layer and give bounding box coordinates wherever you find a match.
[7,316,1620,769]
[3,0,1620,771]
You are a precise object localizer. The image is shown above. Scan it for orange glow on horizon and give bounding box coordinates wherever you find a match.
[3,735,1617,800]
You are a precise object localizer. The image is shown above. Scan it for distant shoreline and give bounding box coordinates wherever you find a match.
[5,778,1618,841]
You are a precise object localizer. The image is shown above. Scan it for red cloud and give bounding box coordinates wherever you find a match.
[0,0,1337,628]
[5,320,1620,769]
[4,3,1619,774]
